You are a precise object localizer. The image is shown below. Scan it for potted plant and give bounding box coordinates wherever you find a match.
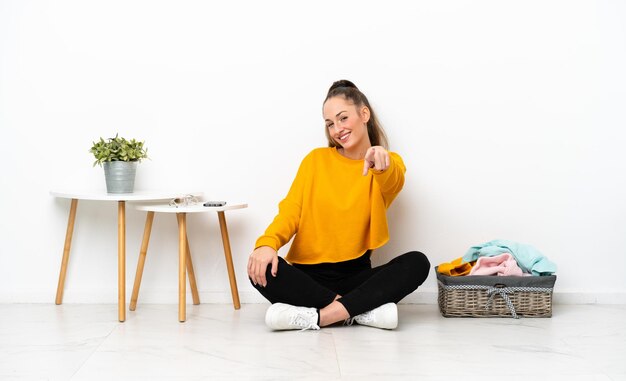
[90,134,149,193]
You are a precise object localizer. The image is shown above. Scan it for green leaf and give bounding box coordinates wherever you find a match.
[90,134,148,166]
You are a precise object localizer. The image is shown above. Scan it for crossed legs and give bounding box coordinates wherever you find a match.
[251,251,430,327]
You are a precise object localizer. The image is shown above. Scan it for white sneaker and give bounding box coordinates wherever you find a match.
[265,303,320,331]
[347,303,398,329]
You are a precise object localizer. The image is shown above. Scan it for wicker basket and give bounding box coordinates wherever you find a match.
[436,267,556,318]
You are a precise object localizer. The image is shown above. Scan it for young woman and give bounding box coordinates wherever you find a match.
[247,80,430,330]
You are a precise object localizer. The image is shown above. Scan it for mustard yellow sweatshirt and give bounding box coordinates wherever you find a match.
[255,147,406,264]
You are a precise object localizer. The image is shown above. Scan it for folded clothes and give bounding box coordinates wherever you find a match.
[469,253,524,276]
[462,239,557,276]
[437,257,474,276]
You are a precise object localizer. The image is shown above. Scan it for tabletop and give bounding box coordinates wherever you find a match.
[50,190,203,202]
[135,202,248,213]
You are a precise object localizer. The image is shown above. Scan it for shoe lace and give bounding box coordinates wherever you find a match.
[358,310,375,323]
[290,311,320,331]
[345,310,374,326]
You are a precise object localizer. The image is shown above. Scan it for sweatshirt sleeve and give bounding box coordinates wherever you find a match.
[371,152,406,207]
[254,154,311,251]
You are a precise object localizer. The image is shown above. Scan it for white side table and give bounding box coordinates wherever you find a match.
[132,202,247,322]
[50,190,201,322]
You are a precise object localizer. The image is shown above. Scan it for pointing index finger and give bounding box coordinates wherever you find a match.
[362,159,370,176]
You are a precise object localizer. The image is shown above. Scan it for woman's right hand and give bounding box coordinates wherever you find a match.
[247,246,279,287]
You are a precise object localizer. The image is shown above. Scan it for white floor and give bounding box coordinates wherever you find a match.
[0,303,624,381]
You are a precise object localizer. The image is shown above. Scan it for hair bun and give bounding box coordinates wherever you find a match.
[328,79,358,92]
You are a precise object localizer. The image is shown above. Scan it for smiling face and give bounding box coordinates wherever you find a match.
[323,96,371,155]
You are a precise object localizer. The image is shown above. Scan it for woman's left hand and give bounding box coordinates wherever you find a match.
[362,146,390,176]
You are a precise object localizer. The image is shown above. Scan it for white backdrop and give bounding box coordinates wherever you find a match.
[1,0,625,304]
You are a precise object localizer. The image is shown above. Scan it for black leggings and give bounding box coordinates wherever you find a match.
[250,251,430,317]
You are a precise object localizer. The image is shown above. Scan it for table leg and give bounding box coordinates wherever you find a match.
[217,211,241,310]
[118,201,126,322]
[130,211,155,311]
[185,234,200,305]
[55,198,78,305]
[177,213,187,322]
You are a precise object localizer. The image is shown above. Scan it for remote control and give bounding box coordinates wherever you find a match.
[203,201,227,207]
